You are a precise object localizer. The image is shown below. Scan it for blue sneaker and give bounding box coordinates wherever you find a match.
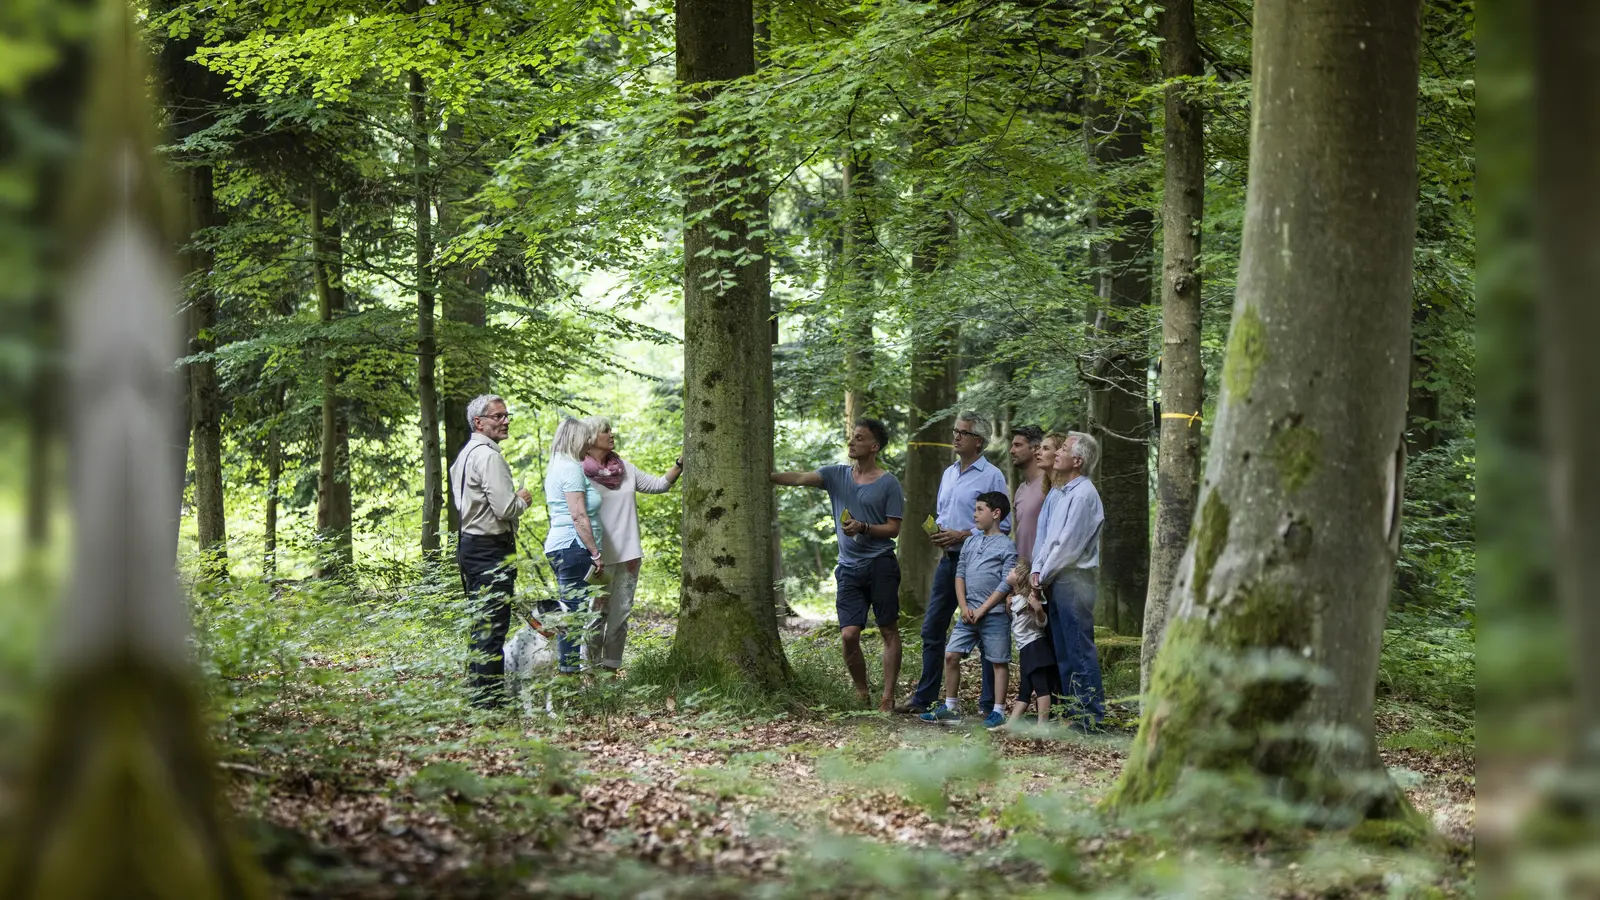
[982,710,1006,729]
[920,706,961,724]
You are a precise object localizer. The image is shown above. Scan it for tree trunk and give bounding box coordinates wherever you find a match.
[841,152,876,427]
[1535,0,1600,773]
[1108,0,1424,828]
[187,164,228,579]
[264,415,281,580]
[1141,0,1205,693]
[438,121,488,537]
[1084,39,1152,638]
[991,361,1017,490]
[672,0,789,690]
[412,69,443,562]
[25,347,53,548]
[897,212,959,621]
[311,182,354,577]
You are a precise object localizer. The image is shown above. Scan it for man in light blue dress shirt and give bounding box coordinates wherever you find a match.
[896,412,1011,714]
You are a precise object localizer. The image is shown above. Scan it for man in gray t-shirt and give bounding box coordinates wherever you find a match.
[772,418,904,711]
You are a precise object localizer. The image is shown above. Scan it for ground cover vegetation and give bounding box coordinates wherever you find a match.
[0,0,1477,895]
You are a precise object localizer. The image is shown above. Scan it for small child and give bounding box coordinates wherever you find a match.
[1006,558,1061,727]
[922,491,1016,729]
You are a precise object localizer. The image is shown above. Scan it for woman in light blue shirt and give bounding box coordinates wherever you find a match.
[543,416,604,673]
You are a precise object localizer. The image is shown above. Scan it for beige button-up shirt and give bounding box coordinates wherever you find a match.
[449,432,529,536]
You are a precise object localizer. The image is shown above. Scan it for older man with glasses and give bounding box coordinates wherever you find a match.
[895,411,1010,715]
[449,393,534,709]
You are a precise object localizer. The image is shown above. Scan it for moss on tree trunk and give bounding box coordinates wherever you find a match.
[1107,0,1426,832]
[671,0,790,692]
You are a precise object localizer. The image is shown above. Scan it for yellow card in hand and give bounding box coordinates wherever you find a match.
[922,514,939,536]
[840,508,853,525]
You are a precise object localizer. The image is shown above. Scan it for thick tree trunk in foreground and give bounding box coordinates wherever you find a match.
[311,182,354,577]
[1084,42,1152,637]
[1536,1,1600,773]
[412,69,443,561]
[1109,0,1424,827]
[672,0,789,690]
[897,212,959,620]
[841,153,876,427]
[187,164,228,578]
[1142,0,1205,693]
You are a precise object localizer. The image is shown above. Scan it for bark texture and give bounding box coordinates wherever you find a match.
[1141,0,1205,693]
[897,211,959,620]
[411,68,443,560]
[311,182,354,577]
[1108,0,1425,826]
[672,0,790,690]
[1084,40,1152,637]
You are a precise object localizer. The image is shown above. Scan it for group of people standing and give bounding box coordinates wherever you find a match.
[449,392,1105,727]
[775,414,1107,730]
[450,394,681,708]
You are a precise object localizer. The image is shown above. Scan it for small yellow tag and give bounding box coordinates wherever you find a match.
[922,514,939,536]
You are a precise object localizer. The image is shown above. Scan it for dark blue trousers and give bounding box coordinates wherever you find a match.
[1047,569,1106,725]
[911,551,995,709]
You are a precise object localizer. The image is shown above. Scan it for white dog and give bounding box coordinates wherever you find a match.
[503,615,557,714]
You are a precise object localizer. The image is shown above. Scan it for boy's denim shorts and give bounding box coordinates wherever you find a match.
[947,610,1011,663]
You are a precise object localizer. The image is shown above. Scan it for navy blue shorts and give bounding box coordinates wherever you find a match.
[835,554,900,629]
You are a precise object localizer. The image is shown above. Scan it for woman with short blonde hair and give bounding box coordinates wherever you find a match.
[542,415,603,674]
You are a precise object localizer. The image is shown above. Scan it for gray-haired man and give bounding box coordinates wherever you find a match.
[449,394,533,708]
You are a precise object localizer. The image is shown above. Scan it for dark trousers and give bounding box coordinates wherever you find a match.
[911,551,996,709]
[545,541,591,673]
[458,531,517,707]
[1047,570,1106,725]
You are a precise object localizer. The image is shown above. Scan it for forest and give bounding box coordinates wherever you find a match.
[0,0,1519,896]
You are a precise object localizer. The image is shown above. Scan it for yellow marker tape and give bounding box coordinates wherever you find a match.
[1161,412,1203,426]
[906,442,953,448]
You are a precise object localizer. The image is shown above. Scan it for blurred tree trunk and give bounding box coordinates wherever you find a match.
[311,181,354,577]
[1108,0,1424,827]
[411,65,443,562]
[1535,0,1600,775]
[672,0,790,690]
[1084,33,1152,637]
[898,208,959,621]
[1142,0,1205,693]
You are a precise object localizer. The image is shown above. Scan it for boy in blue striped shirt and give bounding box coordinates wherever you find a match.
[922,492,1016,728]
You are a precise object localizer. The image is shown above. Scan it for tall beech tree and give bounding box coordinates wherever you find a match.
[311,180,354,577]
[1083,34,1152,637]
[411,64,443,560]
[1108,0,1425,826]
[157,21,230,577]
[671,0,790,690]
[1141,0,1205,692]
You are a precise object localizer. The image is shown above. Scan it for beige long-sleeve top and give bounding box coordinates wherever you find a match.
[594,462,672,565]
[449,432,529,536]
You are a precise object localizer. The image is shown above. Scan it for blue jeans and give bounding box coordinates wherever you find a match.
[912,552,995,709]
[545,541,592,673]
[1047,570,1105,725]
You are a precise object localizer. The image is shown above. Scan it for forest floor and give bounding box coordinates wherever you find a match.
[219,613,1476,899]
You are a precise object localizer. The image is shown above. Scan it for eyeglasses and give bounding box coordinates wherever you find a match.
[952,428,981,440]
[476,412,512,422]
